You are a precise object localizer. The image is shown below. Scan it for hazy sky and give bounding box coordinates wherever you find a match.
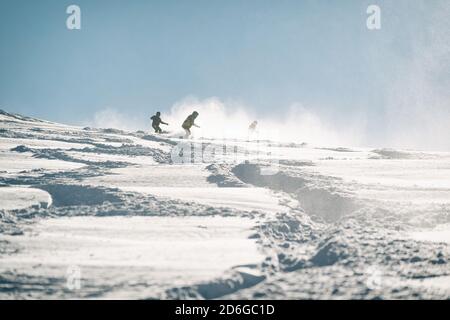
[1,0,449,148]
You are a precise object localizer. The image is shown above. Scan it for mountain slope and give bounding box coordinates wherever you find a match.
[0,110,449,299]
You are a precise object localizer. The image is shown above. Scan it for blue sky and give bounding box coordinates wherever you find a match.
[0,0,449,148]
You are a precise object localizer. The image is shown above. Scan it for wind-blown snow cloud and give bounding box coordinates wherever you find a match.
[381,0,450,151]
[84,108,147,132]
[164,96,364,146]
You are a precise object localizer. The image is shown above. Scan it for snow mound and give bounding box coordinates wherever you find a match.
[232,162,359,222]
[166,266,265,299]
[0,187,52,210]
[37,185,121,207]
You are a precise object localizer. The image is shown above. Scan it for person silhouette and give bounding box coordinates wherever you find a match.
[249,120,258,132]
[182,111,200,138]
[150,111,168,133]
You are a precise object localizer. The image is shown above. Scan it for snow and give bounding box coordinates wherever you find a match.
[0,109,449,299]
[410,225,450,244]
[307,159,450,189]
[0,187,52,210]
[121,187,289,214]
[86,165,213,188]
[0,150,84,174]
[0,137,90,150]
[65,151,158,166]
[404,276,450,291]
[0,216,263,299]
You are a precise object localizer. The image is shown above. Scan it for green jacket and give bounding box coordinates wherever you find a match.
[182,115,196,129]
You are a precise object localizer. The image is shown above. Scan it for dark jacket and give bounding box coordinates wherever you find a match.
[151,115,167,127]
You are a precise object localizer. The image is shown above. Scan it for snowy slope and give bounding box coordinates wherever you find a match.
[0,109,449,299]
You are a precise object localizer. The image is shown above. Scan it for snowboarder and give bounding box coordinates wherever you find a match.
[150,112,168,134]
[182,111,200,138]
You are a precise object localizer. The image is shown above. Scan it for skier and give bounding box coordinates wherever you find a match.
[247,120,259,142]
[150,111,168,134]
[182,111,200,138]
[248,120,258,132]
